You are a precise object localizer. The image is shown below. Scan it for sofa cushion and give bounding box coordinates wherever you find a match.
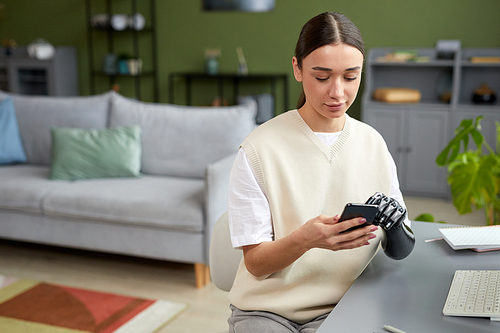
[42,175,205,232]
[0,90,112,165]
[0,165,64,214]
[50,126,142,180]
[0,97,27,164]
[109,92,256,178]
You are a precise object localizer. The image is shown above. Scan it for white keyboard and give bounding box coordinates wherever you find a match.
[443,270,500,321]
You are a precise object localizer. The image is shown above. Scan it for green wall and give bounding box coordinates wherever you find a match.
[1,0,499,118]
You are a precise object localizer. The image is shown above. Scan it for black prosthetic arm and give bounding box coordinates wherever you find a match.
[365,192,415,260]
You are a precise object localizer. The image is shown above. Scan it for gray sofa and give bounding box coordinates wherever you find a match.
[0,90,256,288]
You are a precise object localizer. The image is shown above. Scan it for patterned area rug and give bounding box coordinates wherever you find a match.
[0,274,187,333]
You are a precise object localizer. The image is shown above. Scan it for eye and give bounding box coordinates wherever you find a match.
[315,77,329,82]
[345,76,357,82]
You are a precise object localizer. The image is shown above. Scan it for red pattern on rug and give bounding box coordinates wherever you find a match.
[0,282,155,332]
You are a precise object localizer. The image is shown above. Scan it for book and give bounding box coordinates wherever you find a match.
[470,56,500,63]
[439,225,500,251]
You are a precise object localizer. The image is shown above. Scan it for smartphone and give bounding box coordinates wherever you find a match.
[338,203,379,233]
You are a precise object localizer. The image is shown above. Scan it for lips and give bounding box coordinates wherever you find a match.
[324,102,345,111]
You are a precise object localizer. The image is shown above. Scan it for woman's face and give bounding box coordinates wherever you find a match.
[293,43,363,127]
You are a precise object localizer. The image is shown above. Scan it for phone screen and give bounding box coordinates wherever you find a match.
[339,203,378,233]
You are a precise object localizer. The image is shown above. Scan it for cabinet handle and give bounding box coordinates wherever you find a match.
[396,147,412,153]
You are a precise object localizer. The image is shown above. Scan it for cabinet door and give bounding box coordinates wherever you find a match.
[10,62,52,95]
[405,110,449,196]
[0,64,8,91]
[363,108,407,185]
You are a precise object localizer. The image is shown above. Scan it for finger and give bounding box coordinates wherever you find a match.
[334,232,377,250]
[335,224,379,244]
[337,217,367,233]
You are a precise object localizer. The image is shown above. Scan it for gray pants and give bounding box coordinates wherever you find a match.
[228,304,328,333]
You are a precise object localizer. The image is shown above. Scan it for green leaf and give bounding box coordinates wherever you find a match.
[448,153,499,215]
[413,213,446,223]
[436,118,478,166]
[414,213,435,222]
[496,121,500,153]
[470,128,484,149]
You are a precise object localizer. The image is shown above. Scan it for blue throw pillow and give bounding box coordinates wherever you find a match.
[0,97,27,164]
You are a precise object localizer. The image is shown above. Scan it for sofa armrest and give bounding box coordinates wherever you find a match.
[204,152,237,264]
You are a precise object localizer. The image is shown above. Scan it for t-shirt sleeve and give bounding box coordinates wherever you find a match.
[228,147,274,249]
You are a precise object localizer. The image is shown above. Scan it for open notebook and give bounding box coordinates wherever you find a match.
[439,226,500,252]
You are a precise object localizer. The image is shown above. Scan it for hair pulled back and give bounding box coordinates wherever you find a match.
[294,12,365,108]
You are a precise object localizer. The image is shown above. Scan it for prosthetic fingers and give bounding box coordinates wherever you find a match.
[365,192,415,260]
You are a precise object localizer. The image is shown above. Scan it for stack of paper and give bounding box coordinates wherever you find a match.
[439,226,500,252]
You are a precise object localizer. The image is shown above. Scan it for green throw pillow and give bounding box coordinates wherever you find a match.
[50,126,142,181]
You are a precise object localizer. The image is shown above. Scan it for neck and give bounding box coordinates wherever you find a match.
[297,106,346,133]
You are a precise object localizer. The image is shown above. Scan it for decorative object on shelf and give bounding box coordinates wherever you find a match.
[129,13,145,31]
[110,14,128,31]
[117,54,131,75]
[2,38,16,56]
[470,56,500,63]
[211,96,229,106]
[375,50,430,63]
[203,0,275,12]
[128,58,143,76]
[91,13,145,31]
[236,46,248,75]
[472,83,497,104]
[373,88,421,103]
[27,39,55,60]
[436,40,461,60]
[204,48,221,75]
[91,14,110,29]
[438,74,453,103]
[103,53,117,75]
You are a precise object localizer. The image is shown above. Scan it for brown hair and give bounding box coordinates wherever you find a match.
[294,12,365,108]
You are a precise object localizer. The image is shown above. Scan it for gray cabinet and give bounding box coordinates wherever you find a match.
[0,46,78,96]
[362,47,500,198]
[364,105,449,197]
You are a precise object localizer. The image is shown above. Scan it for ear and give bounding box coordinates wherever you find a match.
[292,57,302,82]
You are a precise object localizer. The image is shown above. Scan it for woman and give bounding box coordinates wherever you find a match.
[227,12,413,332]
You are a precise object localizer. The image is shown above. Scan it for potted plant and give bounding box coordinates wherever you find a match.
[436,116,500,225]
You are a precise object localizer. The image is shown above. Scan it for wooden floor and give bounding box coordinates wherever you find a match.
[0,196,487,332]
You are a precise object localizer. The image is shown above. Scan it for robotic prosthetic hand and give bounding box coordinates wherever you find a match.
[365,193,415,260]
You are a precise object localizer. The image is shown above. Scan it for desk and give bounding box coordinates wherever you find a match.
[168,72,288,113]
[317,221,500,333]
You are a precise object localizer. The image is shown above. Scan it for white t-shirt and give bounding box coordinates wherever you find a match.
[228,131,409,249]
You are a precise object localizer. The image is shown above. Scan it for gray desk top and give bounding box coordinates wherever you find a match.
[317,221,500,333]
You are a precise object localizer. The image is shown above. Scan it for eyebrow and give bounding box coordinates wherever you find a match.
[311,66,362,72]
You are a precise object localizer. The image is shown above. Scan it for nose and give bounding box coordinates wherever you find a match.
[328,78,344,100]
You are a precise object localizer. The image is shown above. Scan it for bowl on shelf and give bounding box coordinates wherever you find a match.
[472,83,497,104]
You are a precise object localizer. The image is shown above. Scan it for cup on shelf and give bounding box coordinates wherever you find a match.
[92,13,145,31]
[91,14,110,29]
[118,59,129,75]
[111,14,128,31]
[128,59,143,76]
[129,13,145,31]
[103,53,117,75]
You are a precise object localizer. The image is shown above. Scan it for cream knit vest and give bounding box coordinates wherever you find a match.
[228,110,392,323]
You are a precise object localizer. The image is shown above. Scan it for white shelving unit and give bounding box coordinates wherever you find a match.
[362,47,500,198]
[0,46,78,96]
